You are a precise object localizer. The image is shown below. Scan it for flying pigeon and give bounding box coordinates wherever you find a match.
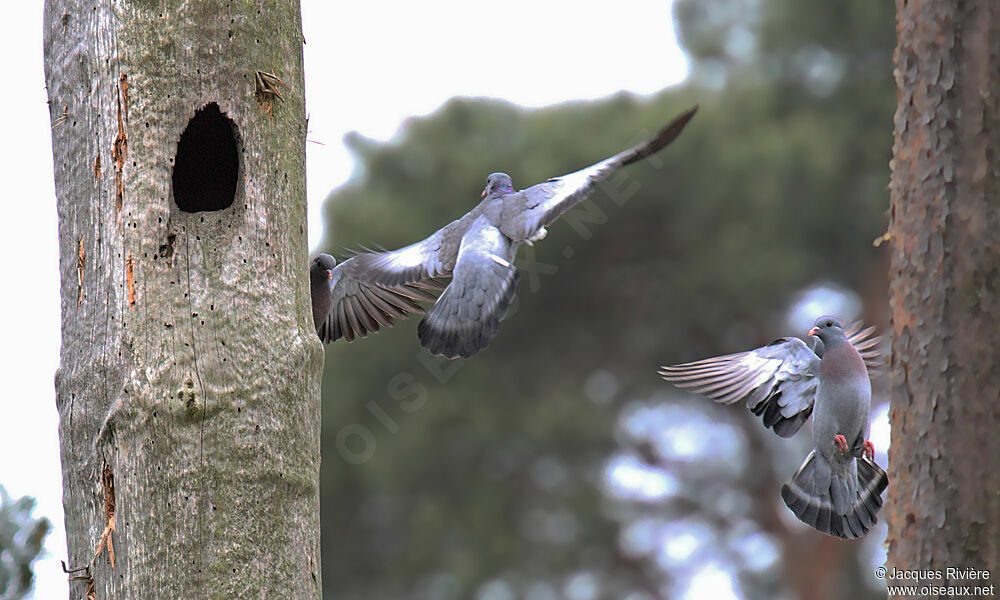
[310,106,698,358]
[658,317,887,539]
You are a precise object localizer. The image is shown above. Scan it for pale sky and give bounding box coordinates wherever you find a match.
[301,1,690,248]
[2,2,687,598]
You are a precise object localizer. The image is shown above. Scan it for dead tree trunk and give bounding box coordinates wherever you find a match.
[888,0,1000,595]
[43,1,322,597]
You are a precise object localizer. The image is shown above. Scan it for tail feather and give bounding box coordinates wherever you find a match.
[829,472,855,516]
[417,269,518,359]
[845,510,865,539]
[858,456,886,522]
[780,451,888,539]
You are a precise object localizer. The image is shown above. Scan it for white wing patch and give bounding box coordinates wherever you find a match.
[369,231,445,278]
[489,254,512,268]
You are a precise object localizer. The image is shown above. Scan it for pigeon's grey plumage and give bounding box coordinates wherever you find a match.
[310,254,336,334]
[311,106,698,358]
[659,317,887,539]
[309,252,440,344]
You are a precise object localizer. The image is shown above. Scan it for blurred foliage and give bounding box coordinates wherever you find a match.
[317,0,895,598]
[0,486,50,600]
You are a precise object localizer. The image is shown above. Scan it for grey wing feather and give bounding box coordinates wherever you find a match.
[349,228,450,286]
[319,233,449,344]
[843,322,881,372]
[499,106,697,241]
[659,337,821,438]
[417,217,519,359]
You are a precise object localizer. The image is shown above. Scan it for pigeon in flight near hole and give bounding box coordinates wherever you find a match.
[658,317,888,539]
[311,106,698,358]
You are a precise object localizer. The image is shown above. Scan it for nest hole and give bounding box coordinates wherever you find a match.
[172,103,239,212]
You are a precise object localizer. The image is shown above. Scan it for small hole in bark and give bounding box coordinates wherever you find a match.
[172,103,239,212]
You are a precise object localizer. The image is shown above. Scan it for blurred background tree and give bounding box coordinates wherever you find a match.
[0,486,50,599]
[316,0,895,598]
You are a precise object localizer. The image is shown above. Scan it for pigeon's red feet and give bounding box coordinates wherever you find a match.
[862,440,875,461]
[833,434,849,455]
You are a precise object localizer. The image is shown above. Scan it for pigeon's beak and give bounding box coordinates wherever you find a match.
[481,186,487,198]
[808,327,820,336]
[327,270,333,280]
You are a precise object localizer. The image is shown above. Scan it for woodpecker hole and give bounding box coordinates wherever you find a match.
[172,103,239,212]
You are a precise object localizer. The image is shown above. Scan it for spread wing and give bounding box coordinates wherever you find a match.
[499,106,697,242]
[659,337,821,438]
[318,232,449,343]
[417,217,519,359]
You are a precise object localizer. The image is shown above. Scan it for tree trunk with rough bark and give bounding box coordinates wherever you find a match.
[887,0,1000,596]
[43,1,322,597]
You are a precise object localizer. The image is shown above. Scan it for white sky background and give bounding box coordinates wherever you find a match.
[302,1,690,247]
[2,2,688,598]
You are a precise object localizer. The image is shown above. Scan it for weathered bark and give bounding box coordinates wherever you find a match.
[44,1,322,597]
[888,0,1000,595]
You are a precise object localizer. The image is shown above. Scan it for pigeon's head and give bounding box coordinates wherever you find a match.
[310,253,337,281]
[808,316,845,343]
[482,173,514,198]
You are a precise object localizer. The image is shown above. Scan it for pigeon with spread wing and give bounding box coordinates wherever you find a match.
[658,317,887,539]
[311,106,698,358]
